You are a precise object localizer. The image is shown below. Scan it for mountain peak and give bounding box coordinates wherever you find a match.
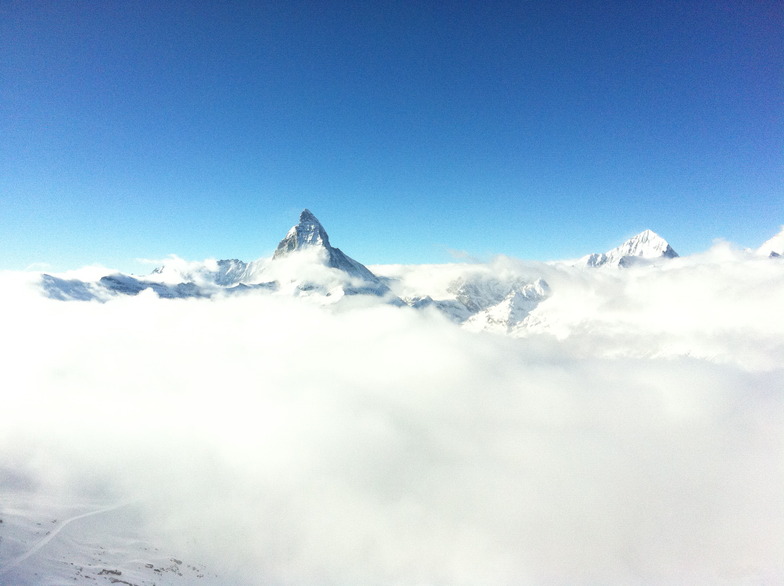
[273,209,331,259]
[582,229,678,267]
[269,209,388,291]
[619,229,677,256]
[608,229,678,266]
[299,208,319,224]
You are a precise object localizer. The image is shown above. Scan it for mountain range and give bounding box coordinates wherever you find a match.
[5,213,783,586]
[38,211,783,334]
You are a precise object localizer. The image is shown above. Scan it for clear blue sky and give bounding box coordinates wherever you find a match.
[1,1,781,273]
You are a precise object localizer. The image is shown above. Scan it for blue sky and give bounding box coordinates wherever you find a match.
[1,1,781,273]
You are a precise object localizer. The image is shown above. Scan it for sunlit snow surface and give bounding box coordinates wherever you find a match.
[0,495,221,585]
[1,243,783,584]
[757,225,784,257]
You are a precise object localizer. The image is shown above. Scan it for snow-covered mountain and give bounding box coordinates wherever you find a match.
[34,215,784,339]
[757,226,784,258]
[463,279,551,334]
[150,257,250,286]
[40,209,390,302]
[273,208,331,257]
[267,209,389,294]
[580,229,678,267]
[36,214,748,338]
[368,262,552,331]
[37,209,554,324]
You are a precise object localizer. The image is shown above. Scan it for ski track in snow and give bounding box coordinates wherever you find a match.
[0,501,130,576]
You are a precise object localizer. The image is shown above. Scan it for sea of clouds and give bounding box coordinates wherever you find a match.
[1,245,783,584]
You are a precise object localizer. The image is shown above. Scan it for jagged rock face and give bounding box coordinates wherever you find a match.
[448,276,520,313]
[273,209,331,259]
[210,259,250,285]
[462,278,551,333]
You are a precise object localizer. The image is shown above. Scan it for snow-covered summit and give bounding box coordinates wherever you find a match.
[756,226,784,258]
[582,229,678,267]
[273,209,331,258]
[272,209,382,285]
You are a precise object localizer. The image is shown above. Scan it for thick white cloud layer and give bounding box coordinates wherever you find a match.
[1,252,783,584]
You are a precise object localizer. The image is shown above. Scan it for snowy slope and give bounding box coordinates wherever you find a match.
[463,279,550,333]
[371,260,552,330]
[0,494,224,586]
[150,257,250,286]
[757,226,784,257]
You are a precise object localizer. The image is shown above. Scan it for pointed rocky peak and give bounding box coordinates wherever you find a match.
[273,209,331,259]
[267,209,390,295]
[583,229,678,267]
[611,229,678,259]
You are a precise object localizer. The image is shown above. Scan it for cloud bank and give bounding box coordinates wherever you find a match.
[1,252,783,584]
